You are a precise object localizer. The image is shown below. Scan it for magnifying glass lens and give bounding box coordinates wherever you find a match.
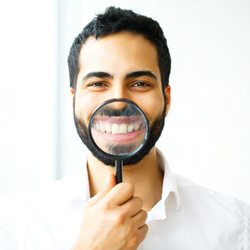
[89,100,148,157]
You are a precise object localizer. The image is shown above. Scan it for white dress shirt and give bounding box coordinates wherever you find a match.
[0,150,249,250]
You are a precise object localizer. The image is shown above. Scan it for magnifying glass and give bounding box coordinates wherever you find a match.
[88,98,149,184]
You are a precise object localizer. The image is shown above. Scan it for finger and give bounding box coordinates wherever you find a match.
[131,209,148,229]
[137,224,148,242]
[101,182,134,206]
[124,224,148,250]
[118,196,143,218]
[86,172,116,207]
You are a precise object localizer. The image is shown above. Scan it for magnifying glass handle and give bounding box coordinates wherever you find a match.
[115,160,123,184]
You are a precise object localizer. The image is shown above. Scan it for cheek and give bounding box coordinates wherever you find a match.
[74,93,97,124]
[137,93,165,125]
[74,91,111,124]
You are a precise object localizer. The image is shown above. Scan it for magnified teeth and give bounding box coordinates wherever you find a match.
[105,124,112,133]
[100,123,106,132]
[128,124,134,132]
[112,124,120,134]
[119,124,127,134]
[95,122,143,134]
[134,123,140,131]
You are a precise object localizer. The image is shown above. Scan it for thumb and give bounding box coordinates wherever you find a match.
[87,172,116,207]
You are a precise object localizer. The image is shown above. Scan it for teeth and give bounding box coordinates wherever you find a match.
[128,124,134,132]
[105,123,112,133]
[100,123,106,132]
[119,124,127,134]
[96,123,141,134]
[111,124,120,134]
[134,123,140,131]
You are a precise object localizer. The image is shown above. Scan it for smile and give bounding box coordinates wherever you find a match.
[94,122,143,134]
[92,116,145,134]
[90,115,147,147]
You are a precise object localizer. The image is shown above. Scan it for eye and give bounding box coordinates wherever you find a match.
[134,81,149,87]
[131,81,152,91]
[86,81,108,90]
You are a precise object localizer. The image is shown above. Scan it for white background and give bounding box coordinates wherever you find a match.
[0,0,249,204]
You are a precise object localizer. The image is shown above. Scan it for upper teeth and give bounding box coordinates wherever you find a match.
[95,123,141,134]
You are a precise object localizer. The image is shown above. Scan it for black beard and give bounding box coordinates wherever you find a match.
[73,101,166,167]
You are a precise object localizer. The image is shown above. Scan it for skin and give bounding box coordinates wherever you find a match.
[71,32,171,250]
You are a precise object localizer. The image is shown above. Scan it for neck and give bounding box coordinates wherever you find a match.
[87,148,163,211]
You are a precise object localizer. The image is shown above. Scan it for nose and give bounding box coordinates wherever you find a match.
[111,100,128,110]
[109,83,130,110]
[112,81,131,100]
[112,82,129,99]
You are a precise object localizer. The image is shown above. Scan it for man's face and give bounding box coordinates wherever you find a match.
[72,32,171,166]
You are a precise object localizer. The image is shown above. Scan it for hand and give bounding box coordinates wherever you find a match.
[72,172,148,250]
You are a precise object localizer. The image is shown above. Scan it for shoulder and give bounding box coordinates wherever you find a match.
[0,185,59,229]
[175,174,250,229]
[0,166,89,222]
[176,174,250,211]
[173,175,250,247]
[0,171,87,250]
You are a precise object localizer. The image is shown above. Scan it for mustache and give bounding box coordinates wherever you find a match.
[95,106,141,117]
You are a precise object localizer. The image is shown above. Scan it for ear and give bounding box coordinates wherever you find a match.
[164,85,171,115]
[70,88,75,106]
[70,87,75,97]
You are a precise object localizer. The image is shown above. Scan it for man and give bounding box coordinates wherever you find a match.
[0,6,249,250]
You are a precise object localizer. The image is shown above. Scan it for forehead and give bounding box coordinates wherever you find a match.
[78,32,159,74]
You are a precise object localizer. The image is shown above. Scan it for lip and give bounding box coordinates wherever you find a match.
[92,115,143,124]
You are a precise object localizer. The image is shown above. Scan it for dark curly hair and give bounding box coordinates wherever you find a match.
[68,6,171,91]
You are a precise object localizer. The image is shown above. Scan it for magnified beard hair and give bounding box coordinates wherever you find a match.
[95,105,141,117]
[73,107,166,167]
[107,143,137,155]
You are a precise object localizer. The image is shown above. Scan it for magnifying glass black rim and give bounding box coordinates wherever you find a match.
[88,98,150,161]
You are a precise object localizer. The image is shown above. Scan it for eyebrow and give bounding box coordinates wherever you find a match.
[82,70,158,82]
[82,72,113,81]
[125,70,158,80]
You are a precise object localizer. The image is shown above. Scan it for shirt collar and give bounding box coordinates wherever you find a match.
[146,149,181,221]
[65,149,180,215]
[157,149,180,210]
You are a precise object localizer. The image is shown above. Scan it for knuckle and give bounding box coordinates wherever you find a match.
[123,224,133,237]
[114,212,126,225]
[121,182,134,195]
[83,199,93,210]
[130,234,141,246]
[102,200,112,211]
